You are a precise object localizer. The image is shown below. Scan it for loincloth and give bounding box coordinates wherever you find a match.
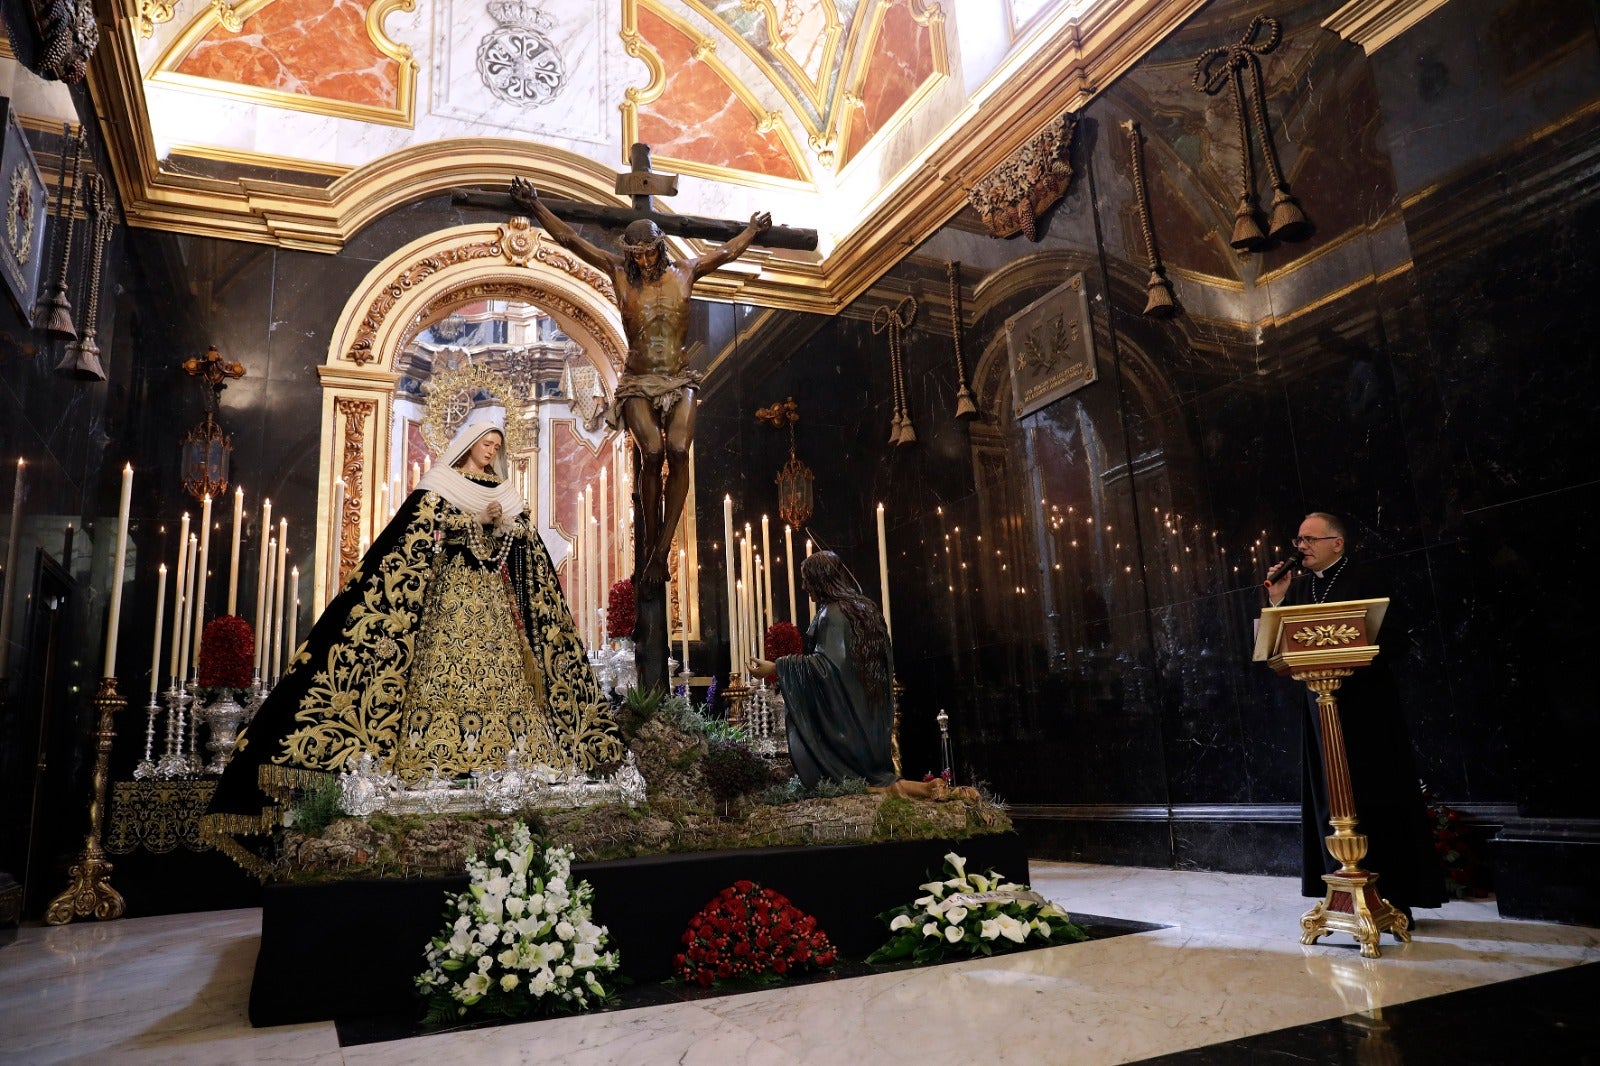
[605,369,701,430]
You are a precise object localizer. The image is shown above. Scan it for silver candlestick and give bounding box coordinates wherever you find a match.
[937,708,952,783]
[133,694,160,779]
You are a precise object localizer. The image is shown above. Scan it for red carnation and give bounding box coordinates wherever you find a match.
[607,579,637,639]
[197,615,255,690]
[673,881,837,988]
[763,621,803,661]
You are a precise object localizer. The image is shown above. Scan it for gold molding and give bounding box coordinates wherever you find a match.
[680,0,842,122]
[622,0,814,188]
[835,0,949,173]
[1321,0,1454,56]
[149,0,418,128]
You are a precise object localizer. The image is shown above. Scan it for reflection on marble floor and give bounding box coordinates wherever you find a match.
[2,863,1595,1065]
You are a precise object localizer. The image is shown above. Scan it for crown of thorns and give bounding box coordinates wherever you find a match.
[620,219,666,252]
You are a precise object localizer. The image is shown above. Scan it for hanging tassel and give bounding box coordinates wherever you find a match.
[954,385,978,419]
[1266,186,1312,242]
[1230,195,1266,251]
[1124,120,1179,319]
[39,124,85,345]
[1143,271,1176,317]
[947,261,980,420]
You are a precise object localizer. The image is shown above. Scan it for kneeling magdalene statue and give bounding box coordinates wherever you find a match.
[205,410,621,869]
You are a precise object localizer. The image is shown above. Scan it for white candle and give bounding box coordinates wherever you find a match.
[179,533,198,681]
[740,527,753,670]
[410,462,420,490]
[736,578,747,674]
[572,491,584,643]
[0,459,24,679]
[722,495,736,680]
[589,515,600,648]
[784,522,796,625]
[261,536,276,679]
[326,478,345,609]
[761,515,773,632]
[391,477,401,520]
[273,518,288,679]
[805,536,815,621]
[678,546,689,675]
[288,566,299,665]
[169,514,189,682]
[190,492,213,670]
[423,455,432,474]
[375,481,387,540]
[149,564,167,699]
[227,486,243,615]
[876,502,893,642]
[254,498,271,673]
[754,553,766,657]
[599,466,609,622]
[101,463,134,676]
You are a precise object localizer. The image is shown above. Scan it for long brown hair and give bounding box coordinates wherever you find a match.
[801,550,891,703]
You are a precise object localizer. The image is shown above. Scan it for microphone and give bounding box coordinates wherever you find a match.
[1263,556,1303,587]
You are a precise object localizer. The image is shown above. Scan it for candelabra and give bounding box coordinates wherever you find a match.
[157,683,192,778]
[44,678,126,924]
[937,708,953,783]
[133,693,160,779]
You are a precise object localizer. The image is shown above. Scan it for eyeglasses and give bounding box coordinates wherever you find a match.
[1291,535,1340,546]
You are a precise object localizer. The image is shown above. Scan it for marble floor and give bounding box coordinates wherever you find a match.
[1,863,1595,1065]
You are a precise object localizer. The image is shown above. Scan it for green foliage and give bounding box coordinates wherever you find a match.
[659,696,749,744]
[288,779,344,837]
[701,739,771,802]
[875,794,939,838]
[757,776,870,806]
[624,684,666,719]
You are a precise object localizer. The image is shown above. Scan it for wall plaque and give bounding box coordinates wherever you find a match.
[0,100,48,318]
[1004,273,1096,419]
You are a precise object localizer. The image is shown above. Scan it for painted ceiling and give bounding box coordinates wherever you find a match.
[74,0,1212,309]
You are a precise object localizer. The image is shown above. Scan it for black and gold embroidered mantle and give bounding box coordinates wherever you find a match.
[203,486,622,877]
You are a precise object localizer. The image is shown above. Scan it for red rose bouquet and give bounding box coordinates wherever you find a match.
[197,615,255,691]
[674,881,837,987]
[763,621,803,661]
[606,578,636,639]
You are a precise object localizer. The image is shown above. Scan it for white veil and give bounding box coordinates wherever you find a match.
[414,408,524,528]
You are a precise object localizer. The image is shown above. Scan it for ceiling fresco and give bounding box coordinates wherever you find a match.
[26,0,1228,309]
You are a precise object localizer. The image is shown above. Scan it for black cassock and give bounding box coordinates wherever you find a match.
[1283,556,1444,909]
[775,606,897,789]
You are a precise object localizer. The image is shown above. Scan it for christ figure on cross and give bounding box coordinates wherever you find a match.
[510,177,771,587]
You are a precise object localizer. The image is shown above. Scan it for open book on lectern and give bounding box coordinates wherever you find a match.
[1252,598,1389,662]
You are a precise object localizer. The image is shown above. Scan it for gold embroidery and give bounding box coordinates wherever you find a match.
[106,780,218,855]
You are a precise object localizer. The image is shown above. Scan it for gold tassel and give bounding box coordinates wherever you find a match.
[1230,196,1266,251]
[1267,187,1312,242]
[1143,271,1177,318]
[897,417,917,445]
[954,385,978,419]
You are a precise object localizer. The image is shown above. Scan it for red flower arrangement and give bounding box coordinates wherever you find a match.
[763,621,803,661]
[606,578,636,639]
[197,615,255,690]
[674,881,837,987]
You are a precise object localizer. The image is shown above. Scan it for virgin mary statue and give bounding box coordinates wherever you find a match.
[205,409,622,873]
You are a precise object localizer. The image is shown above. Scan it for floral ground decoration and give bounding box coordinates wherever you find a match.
[675,880,838,987]
[867,852,1086,965]
[416,822,619,1024]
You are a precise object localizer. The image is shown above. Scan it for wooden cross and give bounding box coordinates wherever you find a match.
[454,142,818,251]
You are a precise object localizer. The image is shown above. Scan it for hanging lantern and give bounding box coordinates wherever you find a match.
[180,411,232,502]
[756,396,815,528]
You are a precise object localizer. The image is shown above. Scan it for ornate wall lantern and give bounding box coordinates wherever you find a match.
[756,396,814,528]
[180,411,231,502]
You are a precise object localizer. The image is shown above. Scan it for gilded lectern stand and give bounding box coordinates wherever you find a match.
[1256,598,1407,958]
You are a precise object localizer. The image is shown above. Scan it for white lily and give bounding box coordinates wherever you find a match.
[944,905,969,925]
[889,914,914,931]
[980,919,1002,940]
[922,922,940,938]
[944,852,968,880]
[944,925,964,943]
[463,972,491,996]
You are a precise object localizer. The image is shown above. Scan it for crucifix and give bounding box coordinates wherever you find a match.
[453,144,817,694]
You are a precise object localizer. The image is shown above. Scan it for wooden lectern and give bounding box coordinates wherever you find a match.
[1255,597,1407,958]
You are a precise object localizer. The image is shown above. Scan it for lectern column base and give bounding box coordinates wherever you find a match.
[1300,870,1410,959]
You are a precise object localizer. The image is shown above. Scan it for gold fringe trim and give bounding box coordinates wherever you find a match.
[258,764,337,804]
[198,809,281,880]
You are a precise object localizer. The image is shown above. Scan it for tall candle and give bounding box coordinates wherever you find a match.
[179,533,198,681]
[287,566,299,664]
[722,495,736,679]
[410,462,420,490]
[784,523,796,625]
[805,537,815,622]
[589,515,600,648]
[736,578,747,675]
[573,491,584,646]
[190,492,213,671]
[599,466,609,623]
[254,498,271,673]
[754,553,765,656]
[149,564,167,699]
[102,463,134,676]
[423,454,432,474]
[741,527,754,670]
[760,515,773,632]
[273,518,288,679]
[227,486,244,615]
[391,477,401,520]
[260,536,276,679]
[876,502,893,641]
[677,546,689,676]
[375,481,387,540]
[169,514,190,682]
[0,459,24,679]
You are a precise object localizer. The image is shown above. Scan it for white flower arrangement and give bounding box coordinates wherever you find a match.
[416,822,620,1023]
[867,851,1086,964]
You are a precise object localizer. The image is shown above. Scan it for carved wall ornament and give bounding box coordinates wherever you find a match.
[131,0,176,38]
[499,216,539,266]
[872,295,917,446]
[335,397,375,578]
[967,114,1075,241]
[1193,16,1312,252]
[1004,273,1097,420]
[478,0,567,107]
[347,240,504,364]
[34,0,99,83]
[1292,623,1361,647]
[1122,120,1176,318]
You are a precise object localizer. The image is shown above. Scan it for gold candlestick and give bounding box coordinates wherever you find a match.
[45,677,127,925]
[724,675,750,730]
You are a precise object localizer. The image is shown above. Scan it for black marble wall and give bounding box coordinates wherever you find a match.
[2,0,1596,918]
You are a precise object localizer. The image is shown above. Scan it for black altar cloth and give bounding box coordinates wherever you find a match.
[249,832,1027,1027]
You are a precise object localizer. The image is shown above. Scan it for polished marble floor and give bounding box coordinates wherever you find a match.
[2,863,1595,1065]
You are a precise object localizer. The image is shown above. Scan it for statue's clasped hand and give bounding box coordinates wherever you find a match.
[509,176,540,210]
[483,501,504,525]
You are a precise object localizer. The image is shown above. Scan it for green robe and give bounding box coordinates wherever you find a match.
[775,606,896,789]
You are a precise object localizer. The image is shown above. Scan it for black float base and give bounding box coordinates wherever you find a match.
[249,832,1027,1027]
